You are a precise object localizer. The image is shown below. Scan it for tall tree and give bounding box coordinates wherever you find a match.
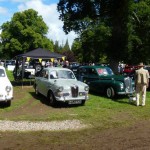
[54,40,60,53]
[107,0,130,72]
[58,0,150,69]
[0,9,53,59]
[62,39,70,51]
[57,0,130,72]
[71,38,83,62]
[71,23,111,63]
[127,0,150,64]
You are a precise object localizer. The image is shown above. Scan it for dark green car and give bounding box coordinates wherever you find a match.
[76,65,135,98]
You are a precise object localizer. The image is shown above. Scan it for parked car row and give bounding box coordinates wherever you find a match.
[1,63,138,107]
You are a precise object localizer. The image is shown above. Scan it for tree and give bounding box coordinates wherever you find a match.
[72,23,111,63]
[0,9,53,59]
[71,38,83,62]
[57,0,98,34]
[61,50,76,62]
[127,0,150,64]
[57,0,130,72]
[54,40,60,53]
[62,39,70,51]
[58,0,150,70]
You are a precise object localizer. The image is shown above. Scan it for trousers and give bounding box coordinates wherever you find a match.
[136,84,147,106]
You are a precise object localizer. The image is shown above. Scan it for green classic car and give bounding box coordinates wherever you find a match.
[34,67,89,106]
[76,65,135,98]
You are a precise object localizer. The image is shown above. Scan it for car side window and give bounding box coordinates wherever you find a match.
[89,68,97,76]
[39,70,48,79]
[80,68,87,75]
[50,71,58,79]
[0,69,5,77]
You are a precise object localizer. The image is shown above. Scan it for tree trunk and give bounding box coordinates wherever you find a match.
[109,59,119,74]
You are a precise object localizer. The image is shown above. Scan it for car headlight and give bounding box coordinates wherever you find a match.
[58,86,64,92]
[5,86,12,92]
[120,83,124,90]
[84,86,89,91]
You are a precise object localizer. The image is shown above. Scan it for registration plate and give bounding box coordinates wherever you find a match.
[68,100,82,104]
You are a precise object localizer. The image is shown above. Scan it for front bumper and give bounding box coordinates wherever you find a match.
[117,91,134,95]
[0,95,13,102]
[55,94,89,102]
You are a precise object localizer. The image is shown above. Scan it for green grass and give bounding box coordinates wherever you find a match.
[6,69,14,81]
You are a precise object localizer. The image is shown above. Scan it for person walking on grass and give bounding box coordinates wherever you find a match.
[135,62,149,106]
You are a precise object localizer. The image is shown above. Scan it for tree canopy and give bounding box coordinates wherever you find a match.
[58,0,150,67]
[0,9,53,59]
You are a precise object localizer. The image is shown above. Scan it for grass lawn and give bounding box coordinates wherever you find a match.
[0,70,150,149]
[2,70,150,130]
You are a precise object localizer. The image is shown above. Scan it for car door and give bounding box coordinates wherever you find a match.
[87,68,99,83]
[89,68,109,93]
[86,68,101,92]
[39,70,49,96]
[79,68,89,83]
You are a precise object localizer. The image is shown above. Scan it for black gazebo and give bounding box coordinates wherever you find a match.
[14,48,66,81]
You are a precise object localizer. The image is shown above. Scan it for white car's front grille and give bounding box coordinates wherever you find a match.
[71,86,79,97]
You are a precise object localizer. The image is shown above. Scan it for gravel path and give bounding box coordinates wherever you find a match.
[0,120,88,131]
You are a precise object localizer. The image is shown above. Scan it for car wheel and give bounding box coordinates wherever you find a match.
[48,91,56,106]
[5,101,11,107]
[106,87,115,98]
[35,85,39,95]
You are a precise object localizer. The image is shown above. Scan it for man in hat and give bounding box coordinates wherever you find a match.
[135,62,149,106]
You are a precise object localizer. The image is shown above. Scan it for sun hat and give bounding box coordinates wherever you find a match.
[138,62,144,67]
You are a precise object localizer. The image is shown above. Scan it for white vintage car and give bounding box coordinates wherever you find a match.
[0,66,13,106]
[34,67,89,106]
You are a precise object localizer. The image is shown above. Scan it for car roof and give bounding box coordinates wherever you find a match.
[79,65,110,69]
[43,67,72,71]
[0,66,5,70]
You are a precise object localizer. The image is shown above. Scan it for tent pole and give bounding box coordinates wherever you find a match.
[21,57,25,88]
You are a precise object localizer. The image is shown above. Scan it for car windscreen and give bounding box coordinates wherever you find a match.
[96,68,114,75]
[0,69,6,77]
[57,70,75,79]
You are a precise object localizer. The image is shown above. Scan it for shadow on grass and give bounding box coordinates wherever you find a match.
[0,102,11,108]
[11,80,34,86]
[89,91,136,106]
[29,91,84,109]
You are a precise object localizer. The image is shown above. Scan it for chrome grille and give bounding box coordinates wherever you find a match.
[71,86,78,97]
[124,77,133,93]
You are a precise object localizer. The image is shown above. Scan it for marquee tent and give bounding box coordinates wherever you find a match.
[14,48,66,81]
[16,48,65,59]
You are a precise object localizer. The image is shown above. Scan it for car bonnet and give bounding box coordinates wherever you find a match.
[0,77,12,87]
[54,79,87,87]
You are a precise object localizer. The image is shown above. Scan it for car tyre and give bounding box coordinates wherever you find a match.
[35,85,39,95]
[48,91,56,106]
[81,100,85,106]
[5,100,11,107]
[106,87,115,98]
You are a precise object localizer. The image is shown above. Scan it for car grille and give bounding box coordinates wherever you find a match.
[124,77,133,93]
[71,86,78,97]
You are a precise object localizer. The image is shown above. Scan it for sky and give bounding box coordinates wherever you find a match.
[0,0,77,47]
